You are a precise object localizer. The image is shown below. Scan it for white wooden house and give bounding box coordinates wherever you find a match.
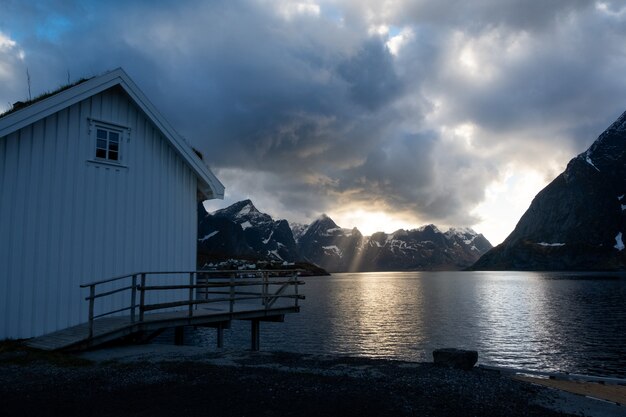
[0,68,224,339]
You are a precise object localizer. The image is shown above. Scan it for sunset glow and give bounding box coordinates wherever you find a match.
[331,209,417,237]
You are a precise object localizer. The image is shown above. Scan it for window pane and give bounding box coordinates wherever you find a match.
[93,125,124,163]
[97,129,107,139]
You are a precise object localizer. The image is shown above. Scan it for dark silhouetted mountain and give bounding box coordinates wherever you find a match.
[198,200,299,262]
[297,214,364,272]
[296,217,491,272]
[473,110,626,270]
[197,209,256,261]
[199,200,492,272]
[356,225,490,271]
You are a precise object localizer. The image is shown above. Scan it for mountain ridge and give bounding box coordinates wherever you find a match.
[199,201,492,272]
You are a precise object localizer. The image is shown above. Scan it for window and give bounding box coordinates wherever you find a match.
[89,119,129,165]
[95,127,121,161]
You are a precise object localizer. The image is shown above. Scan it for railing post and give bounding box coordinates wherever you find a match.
[262,271,268,309]
[188,272,194,318]
[88,285,95,338]
[139,273,146,322]
[130,274,137,323]
[294,272,299,308]
[229,273,235,314]
[197,272,205,300]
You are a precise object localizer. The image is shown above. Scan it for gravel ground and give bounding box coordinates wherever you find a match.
[0,345,622,417]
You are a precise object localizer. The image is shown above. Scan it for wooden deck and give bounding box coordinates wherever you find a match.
[26,304,299,351]
[26,269,304,351]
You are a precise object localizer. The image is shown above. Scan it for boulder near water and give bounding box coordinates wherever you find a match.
[433,348,478,370]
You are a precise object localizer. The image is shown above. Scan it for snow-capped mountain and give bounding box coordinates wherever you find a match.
[296,219,492,272]
[198,200,492,272]
[197,210,256,262]
[358,226,492,271]
[290,222,309,242]
[473,110,626,270]
[198,199,298,262]
[297,214,364,272]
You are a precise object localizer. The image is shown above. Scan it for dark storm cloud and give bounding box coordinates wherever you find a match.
[2,0,626,230]
[337,39,403,110]
[338,133,436,205]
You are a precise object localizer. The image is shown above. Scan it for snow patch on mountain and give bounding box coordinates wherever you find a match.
[262,231,274,244]
[615,232,624,251]
[446,227,477,235]
[268,249,283,260]
[322,245,343,257]
[198,230,219,242]
[290,222,309,242]
[236,203,253,218]
[585,152,600,172]
[537,242,565,247]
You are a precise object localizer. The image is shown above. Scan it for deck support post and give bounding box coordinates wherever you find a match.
[139,273,146,322]
[88,285,95,339]
[251,319,260,351]
[174,326,184,346]
[229,273,235,314]
[294,272,299,307]
[188,272,194,317]
[217,324,224,348]
[262,271,268,309]
[130,274,137,323]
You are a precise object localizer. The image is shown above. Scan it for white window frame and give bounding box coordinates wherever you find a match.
[88,119,130,166]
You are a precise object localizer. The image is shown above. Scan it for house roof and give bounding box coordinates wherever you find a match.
[0,68,224,200]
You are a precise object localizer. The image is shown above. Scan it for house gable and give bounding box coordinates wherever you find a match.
[0,68,224,200]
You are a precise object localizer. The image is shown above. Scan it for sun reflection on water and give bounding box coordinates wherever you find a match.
[321,272,427,358]
[188,271,626,377]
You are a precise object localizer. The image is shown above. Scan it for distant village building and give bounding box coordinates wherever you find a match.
[0,68,224,339]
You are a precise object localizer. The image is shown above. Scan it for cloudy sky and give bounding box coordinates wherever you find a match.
[2,1,626,244]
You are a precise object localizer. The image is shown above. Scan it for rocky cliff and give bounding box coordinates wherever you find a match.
[473,110,626,270]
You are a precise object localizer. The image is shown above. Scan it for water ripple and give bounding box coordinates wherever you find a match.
[186,271,626,377]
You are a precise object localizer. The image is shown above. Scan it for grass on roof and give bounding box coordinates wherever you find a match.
[0,76,93,119]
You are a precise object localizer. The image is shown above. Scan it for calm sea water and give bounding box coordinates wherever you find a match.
[184,271,626,377]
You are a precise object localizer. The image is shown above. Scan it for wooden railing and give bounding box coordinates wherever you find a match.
[80,270,305,339]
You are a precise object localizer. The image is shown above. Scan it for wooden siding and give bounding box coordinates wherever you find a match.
[0,87,200,339]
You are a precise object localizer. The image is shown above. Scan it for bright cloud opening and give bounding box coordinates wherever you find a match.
[386,27,414,56]
[332,209,416,236]
[471,168,549,245]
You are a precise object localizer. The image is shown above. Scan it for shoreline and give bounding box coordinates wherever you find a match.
[1,345,624,416]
